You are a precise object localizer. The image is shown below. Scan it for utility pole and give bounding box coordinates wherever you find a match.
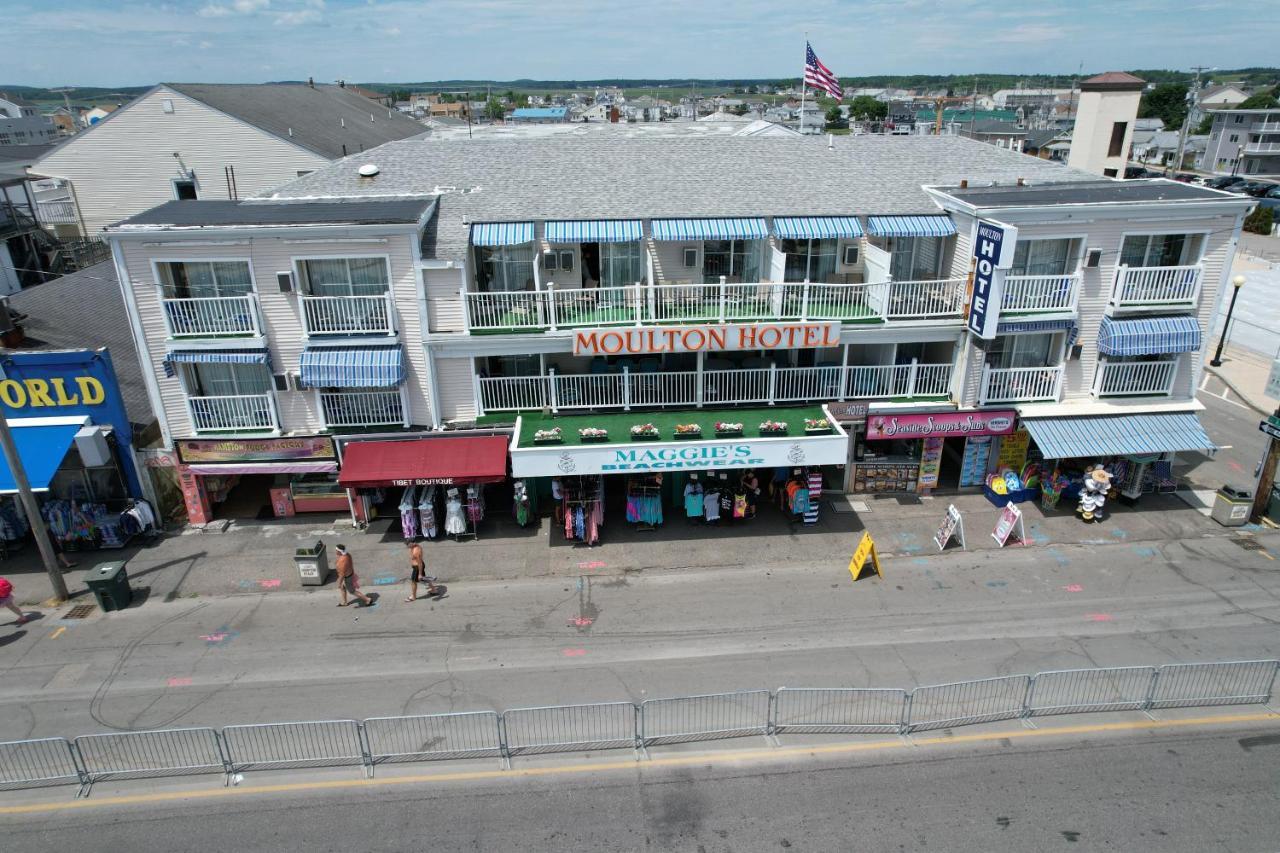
[1253,404,1280,523]
[0,408,68,601]
[969,77,978,139]
[1170,65,1211,177]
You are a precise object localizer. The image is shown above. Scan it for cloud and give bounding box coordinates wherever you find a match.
[274,8,320,25]
[198,0,268,17]
[385,26,401,36]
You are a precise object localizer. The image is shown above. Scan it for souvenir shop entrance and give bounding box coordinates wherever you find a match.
[337,435,509,542]
[850,408,1019,495]
[175,437,341,523]
[510,405,850,545]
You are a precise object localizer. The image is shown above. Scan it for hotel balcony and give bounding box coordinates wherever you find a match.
[1091,358,1178,398]
[1107,265,1202,315]
[318,389,408,429]
[187,393,279,434]
[979,364,1064,405]
[300,293,397,337]
[1000,272,1080,320]
[160,294,263,340]
[476,361,953,414]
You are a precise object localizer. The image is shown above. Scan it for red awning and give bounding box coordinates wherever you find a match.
[338,436,509,488]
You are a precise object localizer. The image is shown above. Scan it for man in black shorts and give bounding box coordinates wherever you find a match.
[405,540,438,601]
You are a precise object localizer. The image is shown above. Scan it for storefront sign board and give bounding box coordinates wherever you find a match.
[966,219,1018,340]
[511,433,848,477]
[916,437,945,490]
[572,322,841,356]
[959,436,993,487]
[826,401,868,425]
[178,436,336,464]
[934,504,965,551]
[866,410,1016,440]
[849,531,883,581]
[991,503,1026,548]
[995,428,1031,473]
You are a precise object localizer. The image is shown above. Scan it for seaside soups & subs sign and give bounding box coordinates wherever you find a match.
[865,410,1017,440]
[573,322,841,355]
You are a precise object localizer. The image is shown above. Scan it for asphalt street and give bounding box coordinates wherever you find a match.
[3,716,1278,852]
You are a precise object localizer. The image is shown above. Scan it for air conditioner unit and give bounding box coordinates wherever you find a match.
[1084,248,1102,268]
[276,271,294,292]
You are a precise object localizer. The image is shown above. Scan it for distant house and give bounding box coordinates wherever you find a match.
[48,108,80,136]
[0,92,59,146]
[509,107,568,124]
[1022,128,1071,161]
[82,104,118,125]
[28,82,428,236]
[1199,84,1249,110]
[958,120,1028,152]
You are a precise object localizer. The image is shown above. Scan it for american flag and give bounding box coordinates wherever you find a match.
[804,42,842,100]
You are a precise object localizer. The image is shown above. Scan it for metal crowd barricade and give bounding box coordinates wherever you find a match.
[0,737,84,791]
[501,702,638,756]
[771,688,908,734]
[639,690,771,745]
[1148,660,1280,709]
[73,728,227,790]
[905,676,1032,732]
[221,720,368,776]
[363,712,503,766]
[1025,666,1158,716]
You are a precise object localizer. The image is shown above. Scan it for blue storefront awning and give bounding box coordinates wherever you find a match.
[866,215,957,237]
[545,220,643,243]
[0,419,84,494]
[163,348,271,377]
[1023,412,1216,459]
[470,222,534,246]
[651,218,769,241]
[298,347,405,388]
[1098,316,1202,356]
[773,216,864,240]
[997,318,1080,346]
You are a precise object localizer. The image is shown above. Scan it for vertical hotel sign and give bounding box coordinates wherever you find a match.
[966,219,1018,340]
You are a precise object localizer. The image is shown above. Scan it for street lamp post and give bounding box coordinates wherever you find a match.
[1231,144,1243,177]
[1209,274,1246,367]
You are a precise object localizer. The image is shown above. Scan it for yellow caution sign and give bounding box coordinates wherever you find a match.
[848,531,883,582]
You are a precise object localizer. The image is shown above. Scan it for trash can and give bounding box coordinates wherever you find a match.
[1211,485,1253,527]
[294,540,328,586]
[83,561,132,611]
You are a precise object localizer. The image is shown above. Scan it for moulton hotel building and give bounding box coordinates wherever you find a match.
[104,134,1251,528]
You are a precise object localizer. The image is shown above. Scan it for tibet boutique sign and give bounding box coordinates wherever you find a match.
[573,322,841,356]
[510,434,849,477]
[865,410,1017,440]
[966,219,1018,340]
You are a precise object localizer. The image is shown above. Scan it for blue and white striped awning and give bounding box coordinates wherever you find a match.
[1023,413,1216,459]
[298,347,405,388]
[997,318,1080,346]
[1097,316,1202,356]
[772,216,864,240]
[545,220,643,243]
[470,222,534,246]
[650,218,769,241]
[866,215,957,237]
[163,348,271,377]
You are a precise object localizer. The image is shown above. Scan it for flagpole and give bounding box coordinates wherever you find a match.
[799,36,808,134]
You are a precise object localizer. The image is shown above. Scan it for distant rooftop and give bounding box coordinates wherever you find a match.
[935,178,1246,208]
[110,198,435,230]
[1080,71,1146,92]
[510,107,568,119]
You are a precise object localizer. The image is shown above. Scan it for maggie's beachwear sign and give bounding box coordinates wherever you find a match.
[573,322,841,355]
[510,434,849,477]
[866,410,1017,440]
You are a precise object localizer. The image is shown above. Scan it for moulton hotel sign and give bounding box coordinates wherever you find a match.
[573,322,841,355]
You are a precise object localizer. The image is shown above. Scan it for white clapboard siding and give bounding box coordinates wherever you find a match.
[435,357,479,422]
[34,87,329,236]
[424,268,466,333]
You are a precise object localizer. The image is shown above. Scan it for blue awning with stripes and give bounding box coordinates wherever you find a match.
[545,220,643,243]
[866,215,957,237]
[773,216,864,240]
[651,218,769,241]
[1023,413,1216,459]
[997,318,1080,346]
[1097,316,1202,356]
[470,222,534,246]
[163,348,271,377]
[298,347,405,388]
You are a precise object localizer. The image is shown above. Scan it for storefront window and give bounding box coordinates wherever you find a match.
[299,257,390,296]
[484,355,541,378]
[782,238,838,282]
[702,239,761,283]
[48,446,126,502]
[600,241,644,289]
[183,362,273,397]
[889,236,944,281]
[986,333,1058,369]
[1119,234,1201,268]
[158,260,253,298]
[475,244,535,292]
[1009,239,1078,276]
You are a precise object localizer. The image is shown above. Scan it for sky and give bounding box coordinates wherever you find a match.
[2,0,1277,89]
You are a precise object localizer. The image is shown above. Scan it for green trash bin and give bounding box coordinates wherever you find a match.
[83,561,132,611]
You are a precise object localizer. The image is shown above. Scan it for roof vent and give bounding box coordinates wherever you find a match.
[358,163,379,178]
[1016,177,1025,187]
[340,117,346,128]
[959,179,968,189]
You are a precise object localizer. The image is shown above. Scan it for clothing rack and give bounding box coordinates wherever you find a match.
[560,476,604,545]
[626,478,663,532]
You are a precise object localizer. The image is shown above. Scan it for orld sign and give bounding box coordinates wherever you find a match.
[865,410,1017,440]
[966,219,1018,340]
[573,322,840,355]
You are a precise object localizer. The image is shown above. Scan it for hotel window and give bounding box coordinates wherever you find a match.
[782,238,838,283]
[157,260,253,299]
[182,361,273,397]
[1119,233,1202,268]
[1107,121,1127,157]
[985,333,1059,370]
[701,239,761,283]
[298,257,390,296]
[474,244,535,292]
[1009,239,1079,276]
[600,241,642,289]
[889,236,944,281]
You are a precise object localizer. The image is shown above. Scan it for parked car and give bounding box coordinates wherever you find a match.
[1225,182,1256,194]
[1257,185,1280,211]
[1205,175,1246,190]
[1124,166,1157,179]
[1171,173,1200,183]
[1242,181,1279,198]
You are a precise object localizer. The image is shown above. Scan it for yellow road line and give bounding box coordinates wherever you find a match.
[1,711,1275,816]
[49,627,66,639]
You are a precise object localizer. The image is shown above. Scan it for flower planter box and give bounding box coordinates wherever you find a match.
[580,435,609,444]
[631,433,660,441]
[715,430,743,438]
[759,428,788,437]
[674,431,703,440]
[533,437,563,445]
[804,427,834,435]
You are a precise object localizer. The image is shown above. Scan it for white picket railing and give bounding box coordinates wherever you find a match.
[1001,273,1080,314]
[319,390,406,428]
[476,362,954,413]
[35,199,78,225]
[1110,265,1202,311]
[188,394,278,433]
[883,279,967,319]
[301,293,396,336]
[980,365,1064,404]
[161,294,261,338]
[1092,359,1178,397]
[550,285,645,328]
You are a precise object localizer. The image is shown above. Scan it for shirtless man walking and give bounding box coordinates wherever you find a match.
[405,539,438,602]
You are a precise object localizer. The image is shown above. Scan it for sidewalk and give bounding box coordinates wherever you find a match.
[1204,344,1276,416]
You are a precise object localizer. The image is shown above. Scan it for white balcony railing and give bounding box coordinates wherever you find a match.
[979,365,1064,405]
[1092,359,1178,397]
[1109,265,1202,312]
[188,394,278,433]
[476,361,954,413]
[319,390,407,428]
[1244,142,1280,154]
[1001,273,1080,315]
[35,199,78,225]
[300,293,396,336]
[160,294,261,338]
[461,278,967,333]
